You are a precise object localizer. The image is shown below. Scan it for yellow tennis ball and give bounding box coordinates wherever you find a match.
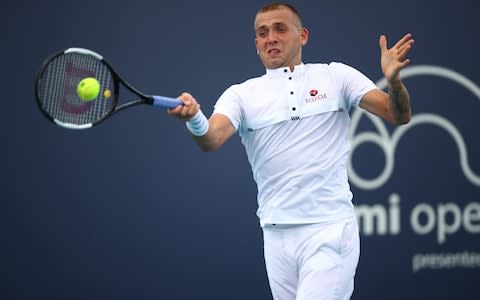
[77,77,100,101]
[103,89,111,98]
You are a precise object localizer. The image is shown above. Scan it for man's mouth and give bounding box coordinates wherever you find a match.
[267,48,280,55]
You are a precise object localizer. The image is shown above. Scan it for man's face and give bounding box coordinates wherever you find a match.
[254,7,308,69]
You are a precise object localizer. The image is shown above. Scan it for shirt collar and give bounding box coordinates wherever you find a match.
[265,63,305,77]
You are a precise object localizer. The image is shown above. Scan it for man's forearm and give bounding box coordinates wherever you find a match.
[388,79,411,125]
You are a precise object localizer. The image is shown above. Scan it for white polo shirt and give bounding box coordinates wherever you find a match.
[213,62,377,227]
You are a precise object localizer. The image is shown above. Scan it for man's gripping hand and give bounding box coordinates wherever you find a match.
[167,92,200,121]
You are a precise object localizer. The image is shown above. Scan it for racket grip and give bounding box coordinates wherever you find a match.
[151,95,183,108]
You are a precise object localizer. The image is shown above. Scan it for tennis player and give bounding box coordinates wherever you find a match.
[168,3,413,299]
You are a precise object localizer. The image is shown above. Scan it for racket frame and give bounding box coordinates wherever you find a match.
[35,48,178,129]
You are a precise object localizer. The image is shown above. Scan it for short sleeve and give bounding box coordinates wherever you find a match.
[213,86,243,130]
[329,62,378,109]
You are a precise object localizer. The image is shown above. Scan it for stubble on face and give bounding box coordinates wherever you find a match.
[254,7,306,70]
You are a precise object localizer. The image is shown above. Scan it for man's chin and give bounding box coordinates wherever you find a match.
[262,59,284,70]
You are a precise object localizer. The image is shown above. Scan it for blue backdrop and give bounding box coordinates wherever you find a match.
[3,0,479,299]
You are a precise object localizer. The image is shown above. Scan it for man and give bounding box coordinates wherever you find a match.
[168,3,413,299]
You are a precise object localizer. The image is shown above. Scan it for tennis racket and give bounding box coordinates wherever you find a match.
[35,48,182,129]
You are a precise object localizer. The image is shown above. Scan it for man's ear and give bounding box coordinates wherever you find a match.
[300,27,309,46]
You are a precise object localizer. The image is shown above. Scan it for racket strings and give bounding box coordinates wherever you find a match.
[37,53,115,126]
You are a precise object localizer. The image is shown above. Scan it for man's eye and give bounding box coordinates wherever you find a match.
[258,31,267,37]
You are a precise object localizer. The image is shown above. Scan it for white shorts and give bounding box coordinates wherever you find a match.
[262,216,360,300]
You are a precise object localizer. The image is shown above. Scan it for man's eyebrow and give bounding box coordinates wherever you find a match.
[256,22,287,31]
[256,25,268,31]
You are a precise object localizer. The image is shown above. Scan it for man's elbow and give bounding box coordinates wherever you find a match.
[194,137,223,152]
[393,112,412,125]
[199,144,219,152]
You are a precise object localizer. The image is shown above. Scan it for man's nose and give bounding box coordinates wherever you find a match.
[267,32,278,44]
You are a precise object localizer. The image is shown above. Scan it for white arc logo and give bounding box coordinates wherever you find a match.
[349,65,480,190]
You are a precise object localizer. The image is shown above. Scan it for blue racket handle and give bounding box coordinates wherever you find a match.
[152,95,183,108]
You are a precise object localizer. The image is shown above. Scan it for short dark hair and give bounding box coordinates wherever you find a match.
[256,3,303,26]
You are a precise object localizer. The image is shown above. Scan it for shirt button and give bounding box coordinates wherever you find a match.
[284,69,288,72]
[288,77,292,80]
[292,107,296,111]
[290,91,294,95]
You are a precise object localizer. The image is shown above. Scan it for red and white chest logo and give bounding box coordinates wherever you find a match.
[306,89,327,103]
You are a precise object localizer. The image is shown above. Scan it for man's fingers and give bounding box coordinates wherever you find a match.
[393,33,413,50]
[397,40,413,53]
[379,34,387,52]
[168,92,199,120]
[397,43,414,61]
[167,105,182,115]
[398,58,412,69]
[180,105,196,118]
